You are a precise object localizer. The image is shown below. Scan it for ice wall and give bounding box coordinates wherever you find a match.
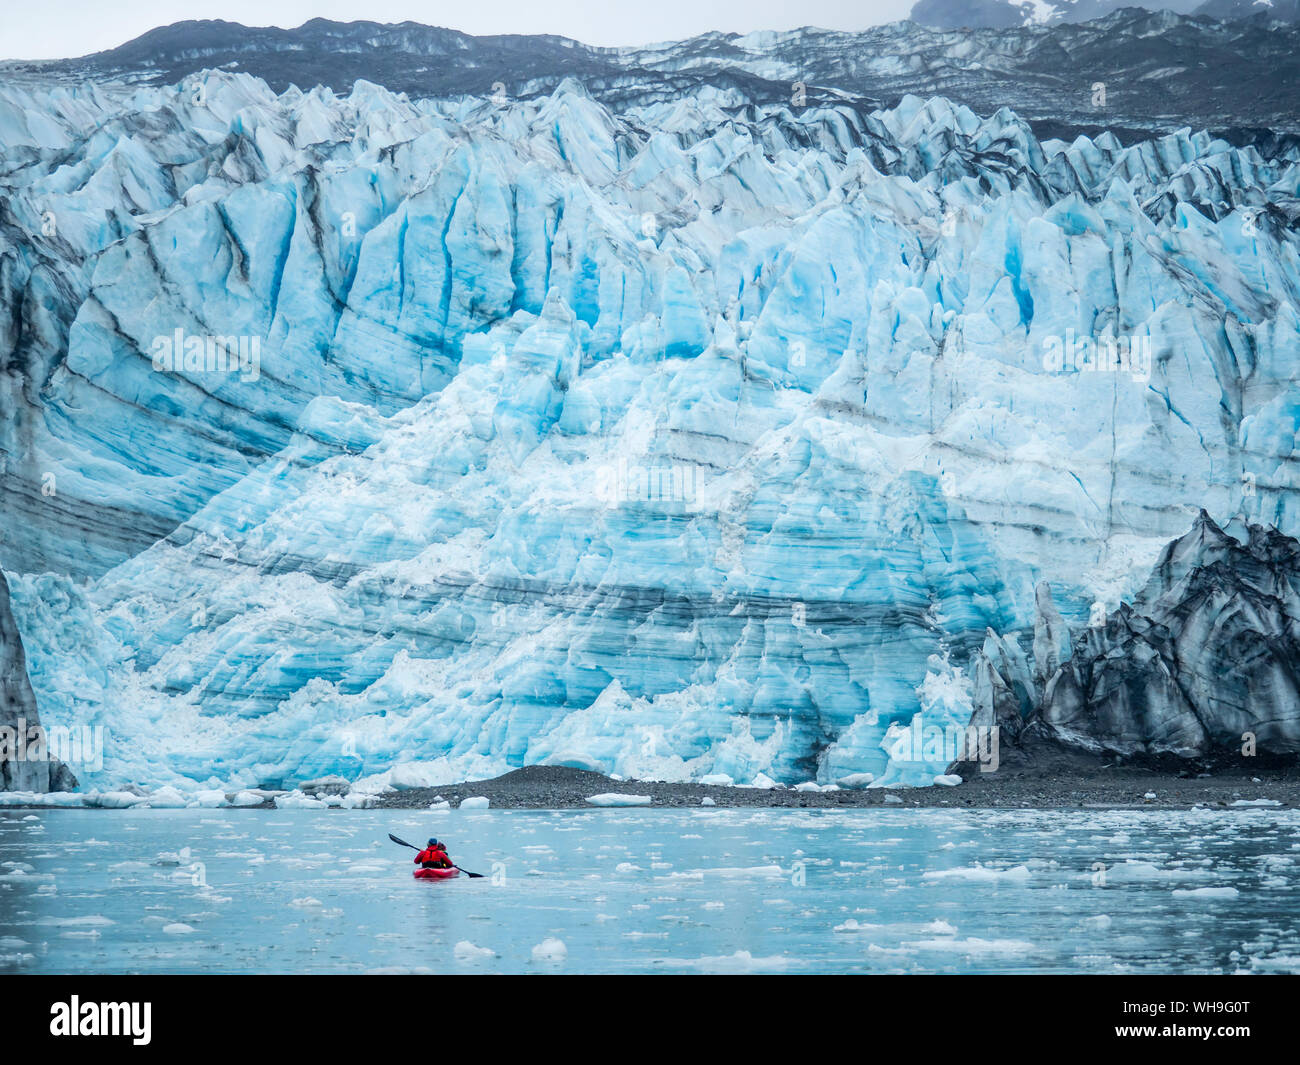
[1,74,1298,790]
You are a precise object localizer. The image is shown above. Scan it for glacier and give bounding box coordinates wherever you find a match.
[2,70,1299,794]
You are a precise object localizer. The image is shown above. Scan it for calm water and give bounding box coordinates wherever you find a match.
[1,806,1297,974]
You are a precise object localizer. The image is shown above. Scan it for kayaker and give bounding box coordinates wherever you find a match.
[414,838,454,870]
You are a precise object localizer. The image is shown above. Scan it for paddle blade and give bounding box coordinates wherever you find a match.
[455,867,484,878]
[388,833,419,850]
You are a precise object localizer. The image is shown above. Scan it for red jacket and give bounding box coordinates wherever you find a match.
[415,845,453,868]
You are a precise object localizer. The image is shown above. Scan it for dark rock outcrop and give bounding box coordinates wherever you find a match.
[1,569,48,790]
[969,629,1035,741]
[1031,581,1071,697]
[1037,512,1300,759]
[965,512,1300,767]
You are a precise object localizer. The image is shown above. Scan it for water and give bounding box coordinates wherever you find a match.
[1,806,1297,973]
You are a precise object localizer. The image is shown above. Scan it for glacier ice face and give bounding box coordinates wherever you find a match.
[2,71,1300,791]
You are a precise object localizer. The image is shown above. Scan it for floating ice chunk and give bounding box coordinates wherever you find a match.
[1248,955,1300,972]
[1171,887,1240,898]
[459,796,490,809]
[454,940,495,962]
[532,937,567,961]
[676,950,790,972]
[163,923,196,934]
[275,791,325,809]
[700,797,716,806]
[907,937,1035,955]
[1102,860,1207,882]
[699,773,733,786]
[143,786,189,808]
[228,791,265,807]
[0,868,53,883]
[833,918,880,933]
[428,800,451,810]
[0,951,35,967]
[85,791,145,809]
[38,915,114,927]
[922,864,1031,883]
[1231,799,1281,807]
[714,864,784,879]
[586,794,652,806]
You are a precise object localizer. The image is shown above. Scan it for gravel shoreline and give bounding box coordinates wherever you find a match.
[372,763,1300,811]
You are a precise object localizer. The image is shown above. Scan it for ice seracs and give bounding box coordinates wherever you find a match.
[2,70,1300,792]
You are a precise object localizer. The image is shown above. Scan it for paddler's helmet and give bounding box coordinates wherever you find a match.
[427,838,439,847]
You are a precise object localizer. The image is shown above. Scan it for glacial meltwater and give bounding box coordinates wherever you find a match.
[1,807,1297,974]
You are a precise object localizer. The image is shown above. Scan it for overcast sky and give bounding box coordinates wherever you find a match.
[5,1,916,60]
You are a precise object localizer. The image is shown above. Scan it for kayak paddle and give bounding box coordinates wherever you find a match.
[388,832,484,878]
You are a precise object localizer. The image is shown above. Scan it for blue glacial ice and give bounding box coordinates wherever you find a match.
[2,74,1300,794]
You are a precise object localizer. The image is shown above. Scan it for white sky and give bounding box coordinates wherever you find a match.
[4,1,916,60]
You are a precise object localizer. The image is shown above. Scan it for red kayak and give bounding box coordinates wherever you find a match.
[414,866,459,880]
